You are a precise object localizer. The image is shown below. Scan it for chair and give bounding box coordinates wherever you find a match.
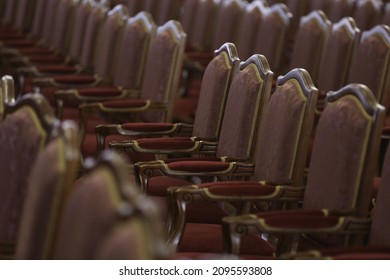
[288,10,331,84]
[102,42,239,163]
[222,83,385,257]
[327,0,355,22]
[164,68,318,255]
[50,151,160,259]
[0,0,36,38]
[252,3,292,73]
[0,92,56,257]
[347,24,390,111]
[352,0,383,31]
[78,20,186,157]
[134,53,273,192]
[283,142,390,260]
[15,121,80,259]
[382,2,390,26]
[235,0,268,60]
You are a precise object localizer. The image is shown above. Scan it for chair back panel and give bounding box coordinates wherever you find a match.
[2,0,18,26]
[216,54,273,161]
[93,5,128,77]
[303,84,385,216]
[347,25,390,111]
[190,0,219,51]
[309,0,330,14]
[50,0,78,52]
[179,0,198,42]
[369,145,390,246]
[139,20,187,123]
[40,0,59,45]
[317,17,360,92]
[253,68,318,185]
[14,0,36,32]
[192,43,240,140]
[211,0,245,50]
[328,0,355,22]
[127,0,144,16]
[289,10,331,83]
[67,0,95,60]
[15,122,80,260]
[0,94,55,243]
[236,0,268,60]
[31,0,48,37]
[143,0,160,20]
[157,0,181,25]
[254,3,292,71]
[52,152,131,259]
[79,4,108,68]
[113,12,156,89]
[353,0,383,31]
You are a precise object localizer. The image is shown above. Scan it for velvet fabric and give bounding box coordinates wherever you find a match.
[0,109,46,243]
[253,79,305,183]
[52,168,121,259]
[77,87,123,97]
[216,64,264,159]
[101,99,147,108]
[52,75,97,84]
[15,138,65,259]
[138,28,178,123]
[35,65,78,74]
[192,53,232,139]
[348,30,390,106]
[289,12,329,81]
[206,181,278,197]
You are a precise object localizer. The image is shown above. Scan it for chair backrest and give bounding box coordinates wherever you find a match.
[189,0,219,51]
[216,54,273,161]
[138,20,187,123]
[303,84,385,217]
[369,144,390,246]
[309,0,331,14]
[93,4,128,78]
[192,43,240,140]
[93,193,167,259]
[13,0,36,32]
[1,0,18,26]
[317,17,361,92]
[235,0,268,60]
[126,0,144,16]
[51,151,137,259]
[112,11,156,90]
[179,0,198,42]
[67,0,96,61]
[143,0,160,21]
[347,25,390,111]
[15,121,80,259]
[353,0,384,31]
[30,0,48,38]
[49,0,79,53]
[156,0,182,25]
[253,68,318,186]
[210,0,245,51]
[78,3,108,69]
[0,93,55,244]
[382,2,390,26]
[284,0,310,34]
[253,3,292,72]
[40,0,60,46]
[328,0,355,22]
[289,10,332,83]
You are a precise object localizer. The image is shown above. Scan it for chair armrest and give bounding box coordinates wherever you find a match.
[134,160,255,193]
[222,210,371,255]
[32,72,106,88]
